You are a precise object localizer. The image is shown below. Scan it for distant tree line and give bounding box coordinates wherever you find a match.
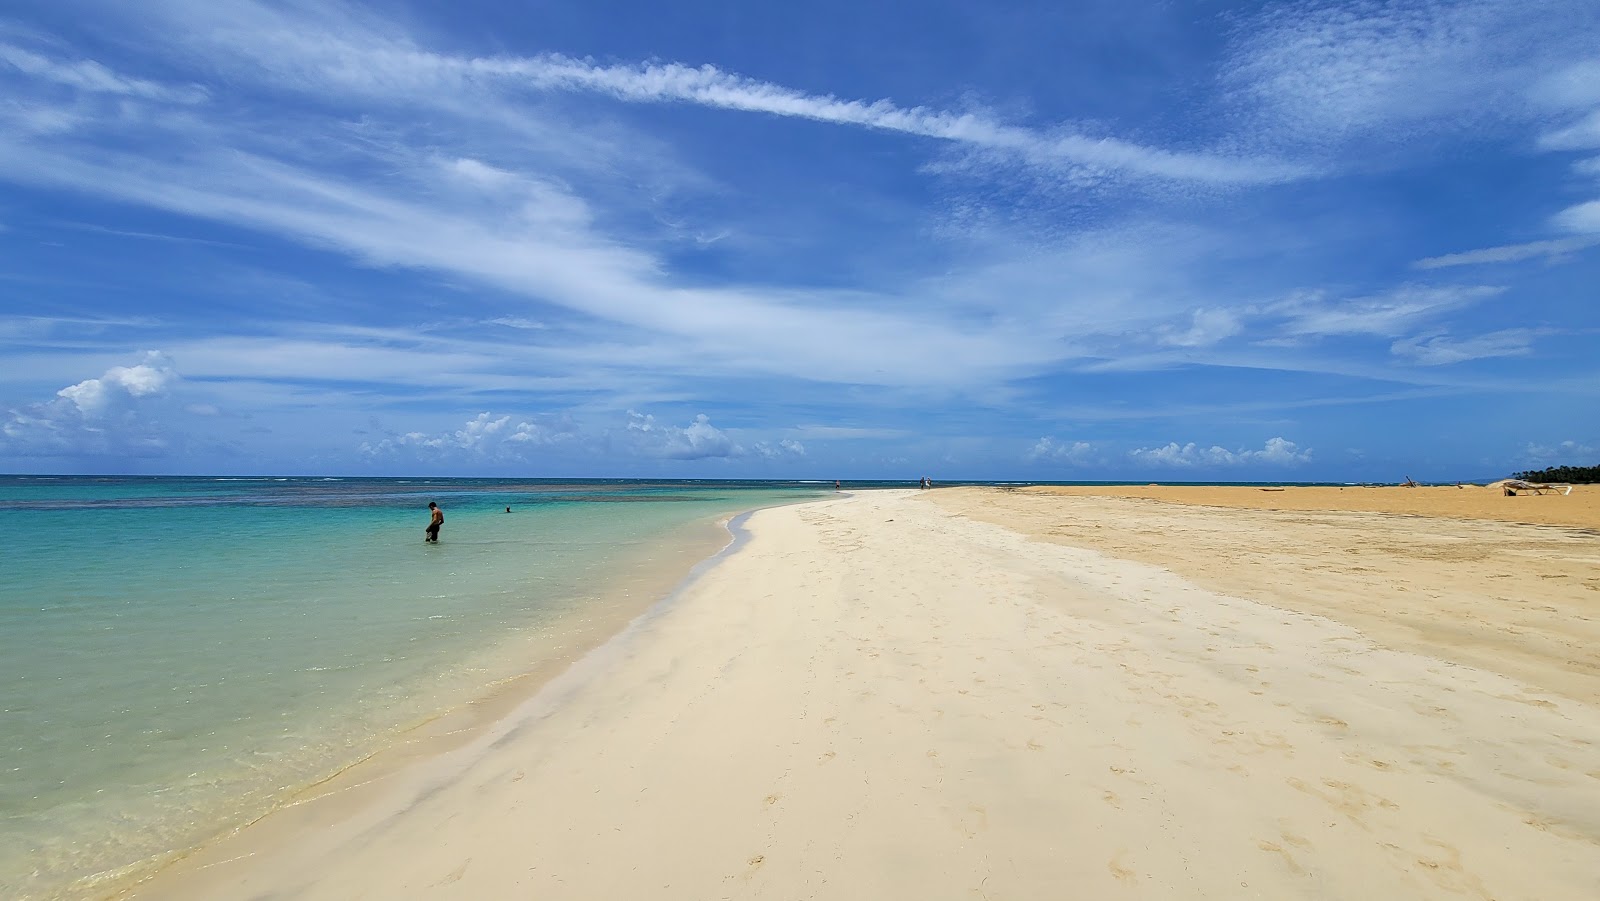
[1512,464,1600,483]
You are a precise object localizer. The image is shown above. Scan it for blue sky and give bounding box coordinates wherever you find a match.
[1,0,1597,479]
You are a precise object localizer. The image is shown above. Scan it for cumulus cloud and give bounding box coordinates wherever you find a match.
[55,354,176,415]
[1027,437,1097,465]
[1523,439,1598,463]
[753,438,806,459]
[359,411,578,460]
[1,352,177,456]
[359,410,803,464]
[1130,437,1311,467]
[625,411,742,460]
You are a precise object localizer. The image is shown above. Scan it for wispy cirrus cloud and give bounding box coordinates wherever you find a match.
[1223,0,1600,149]
[1555,200,1600,234]
[1269,285,1504,339]
[2,0,1594,478]
[1414,236,1600,269]
[0,41,205,102]
[1222,1,1600,276]
[1130,284,1508,357]
[459,55,1307,186]
[77,0,1304,188]
[1389,328,1544,365]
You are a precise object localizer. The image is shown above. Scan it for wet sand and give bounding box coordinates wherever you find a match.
[122,488,1600,900]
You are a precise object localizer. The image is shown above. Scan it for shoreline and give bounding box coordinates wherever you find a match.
[118,488,1600,899]
[94,506,757,901]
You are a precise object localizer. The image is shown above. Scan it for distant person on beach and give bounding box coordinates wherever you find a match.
[835,480,841,491]
[505,506,512,513]
[425,502,443,543]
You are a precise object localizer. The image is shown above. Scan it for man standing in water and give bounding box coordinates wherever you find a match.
[425,502,443,543]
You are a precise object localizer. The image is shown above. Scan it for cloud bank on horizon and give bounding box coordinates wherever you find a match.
[1,0,1596,479]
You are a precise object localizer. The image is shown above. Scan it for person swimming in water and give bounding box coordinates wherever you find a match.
[425,502,443,542]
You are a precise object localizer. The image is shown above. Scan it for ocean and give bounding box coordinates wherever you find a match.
[0,476,830,899]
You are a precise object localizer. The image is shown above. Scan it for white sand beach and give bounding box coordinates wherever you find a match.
[124,488,1600,900]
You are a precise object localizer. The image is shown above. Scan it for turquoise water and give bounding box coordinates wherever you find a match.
[0,477,826,899]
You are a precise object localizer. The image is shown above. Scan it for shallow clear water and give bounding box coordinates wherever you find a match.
[0,476,824,898]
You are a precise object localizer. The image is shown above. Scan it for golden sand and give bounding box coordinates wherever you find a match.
[1013,483,1600,529]
[935,485,1600,704]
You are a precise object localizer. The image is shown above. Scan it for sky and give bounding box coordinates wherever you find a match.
[1,0,1597,480]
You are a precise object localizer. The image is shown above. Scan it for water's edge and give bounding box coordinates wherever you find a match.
[106,500,792,900]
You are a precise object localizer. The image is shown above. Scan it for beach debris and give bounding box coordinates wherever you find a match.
[1493,479,1574,496]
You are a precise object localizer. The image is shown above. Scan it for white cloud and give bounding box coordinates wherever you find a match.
[1533,59,1600,150]
[1158,308,1242,347]
[488,317,547,330]
[752,438,806,459]
[1223,0,1599,148]
[1130,442,1236,467]
[1554,199,1600,234]
[1390,329,1540,365]
[1413,235,1600,268]
[359,412,578,460]
[1130,437,1311,467]
[1523,439,1598,463]
[0,42,205,103]
[1,352,178,457]
[625,411,743,460]
[1538,109,1600,151]
[56,352,176,415]
[64,0,1302,188]
[0,120,1064,389]
[1026,437,1097,465]
[470,55,1304,186]
[1251,437,1314,465]
[1268,285,1502,339]
[1,2,1516,404]
[358,409,804,464]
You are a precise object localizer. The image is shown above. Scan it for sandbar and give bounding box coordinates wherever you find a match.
[121,488,1600,899]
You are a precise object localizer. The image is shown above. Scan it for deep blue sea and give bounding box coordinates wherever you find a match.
[0,476,832,898]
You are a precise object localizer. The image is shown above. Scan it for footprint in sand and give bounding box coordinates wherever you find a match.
[1256,840,1306,875]
[1108,852,1137,883]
